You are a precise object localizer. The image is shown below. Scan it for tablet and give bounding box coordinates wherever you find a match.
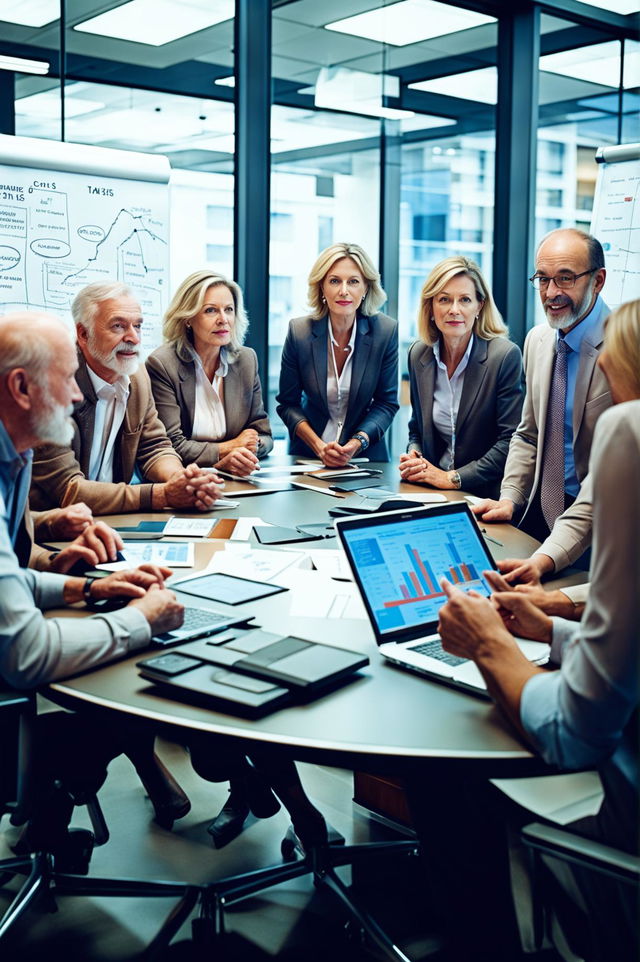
[173,572,288,605]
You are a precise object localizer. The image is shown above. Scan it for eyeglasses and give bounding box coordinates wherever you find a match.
[529,269,597,291]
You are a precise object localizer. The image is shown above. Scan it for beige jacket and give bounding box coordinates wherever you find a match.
[30,352,181,514]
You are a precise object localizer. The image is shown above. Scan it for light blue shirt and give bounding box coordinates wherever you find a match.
[561,295,608,497]
[520,402,639,820]
[0,419,32,549]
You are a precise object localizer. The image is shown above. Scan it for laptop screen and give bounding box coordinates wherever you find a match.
[336,503,496,643]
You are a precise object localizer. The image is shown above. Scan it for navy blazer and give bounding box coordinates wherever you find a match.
[407,336,524,498]
[276,312,399,461]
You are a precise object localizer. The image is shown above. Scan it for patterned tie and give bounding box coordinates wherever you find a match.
[540,336,570,531]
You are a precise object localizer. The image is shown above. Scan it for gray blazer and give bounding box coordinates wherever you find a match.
[145,342,273,466]
[407,336,524,499]
[276,312,399,461]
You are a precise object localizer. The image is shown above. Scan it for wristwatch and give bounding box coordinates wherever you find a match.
[351,432,369,452]
[83,576,98,606]
[449,470,462,489]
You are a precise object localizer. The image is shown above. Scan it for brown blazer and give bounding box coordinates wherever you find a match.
[30,352,181,514]
[145,342,273,466]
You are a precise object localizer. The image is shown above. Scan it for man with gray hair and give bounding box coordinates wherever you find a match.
[30,282,223,515]
[0,310,186,866]
[472,227,611,583]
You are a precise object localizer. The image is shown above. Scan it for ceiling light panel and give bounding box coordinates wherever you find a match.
[74,0,234,47]
[409,67,497,105]
[541,40,639,89]
[0,54,50,75]
[325,0,495,48]
[0,0,58,27]
[568,1,639,13]
[16,90,105,117]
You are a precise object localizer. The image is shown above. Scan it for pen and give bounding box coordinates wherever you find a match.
[481,528,503,547]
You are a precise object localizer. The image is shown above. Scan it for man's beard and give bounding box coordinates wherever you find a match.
[87,329,139,376]
[544,276,596,331]
[32,398,74,446]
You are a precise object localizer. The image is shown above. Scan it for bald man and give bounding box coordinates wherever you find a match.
[0,312,186,866]
[472,228,612,581]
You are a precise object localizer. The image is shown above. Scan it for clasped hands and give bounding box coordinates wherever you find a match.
[398,452,457,489]
[215,429,260,477]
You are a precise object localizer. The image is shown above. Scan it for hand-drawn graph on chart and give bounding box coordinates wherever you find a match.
[591,157,640,309]
[0,167,168,349]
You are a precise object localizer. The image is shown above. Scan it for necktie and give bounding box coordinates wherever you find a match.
[540,336,570,531]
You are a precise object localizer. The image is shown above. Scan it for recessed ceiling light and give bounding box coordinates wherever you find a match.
[214,76,235,87]
[0,0,58,28]
[409,68,497,105]
[314,66,417,119]
[541,40,639,89]
[16,90,105,118]
[325,0,495,48]
[0,54,49,75]
[74,0,234,47]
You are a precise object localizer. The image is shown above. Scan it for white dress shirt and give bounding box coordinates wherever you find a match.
[321,322,356,444]
[87,367,130,482]
[432,334,474,469]
[191,349,228,441]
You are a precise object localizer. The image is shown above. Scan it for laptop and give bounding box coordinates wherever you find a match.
[334,502,549,696]
[149,602,255,648]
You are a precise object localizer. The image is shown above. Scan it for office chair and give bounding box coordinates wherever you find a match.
[522,820,640,962]
[0,689,199,959]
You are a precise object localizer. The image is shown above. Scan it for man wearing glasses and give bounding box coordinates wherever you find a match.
[472,227,611,580]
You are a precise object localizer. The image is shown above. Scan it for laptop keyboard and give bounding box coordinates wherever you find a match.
[181,607,228,629]
[412,639,467,667]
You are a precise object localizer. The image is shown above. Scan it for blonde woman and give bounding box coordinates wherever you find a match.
[146,271,272,477]
[276,242,399,465]
[399,256,523,498]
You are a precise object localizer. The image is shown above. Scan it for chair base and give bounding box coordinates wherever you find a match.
[1,838,422,961]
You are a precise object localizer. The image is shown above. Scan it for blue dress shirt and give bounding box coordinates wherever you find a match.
[0,419,32,549]
[561,295,608,497]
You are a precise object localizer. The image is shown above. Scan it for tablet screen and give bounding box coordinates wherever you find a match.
[173,573,288,605]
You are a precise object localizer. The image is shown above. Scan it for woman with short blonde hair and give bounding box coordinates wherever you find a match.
[146,270,272,476]
[400,256,523,497]
[277,242,398,465]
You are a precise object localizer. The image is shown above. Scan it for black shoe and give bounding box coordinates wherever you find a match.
[137,754,191,830]
[281,820,345,861]
[207,795,251,849]
[245,767,281,820]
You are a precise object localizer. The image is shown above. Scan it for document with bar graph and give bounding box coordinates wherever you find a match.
[335,503,549,695]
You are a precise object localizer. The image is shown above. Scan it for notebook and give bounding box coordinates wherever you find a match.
[334,502,549,697]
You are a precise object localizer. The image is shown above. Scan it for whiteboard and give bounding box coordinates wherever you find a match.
[0,135,170,352]
[590,142,640,311]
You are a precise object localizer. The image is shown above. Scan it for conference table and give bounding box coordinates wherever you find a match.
[40,461,591,959]
[45,461,588,779]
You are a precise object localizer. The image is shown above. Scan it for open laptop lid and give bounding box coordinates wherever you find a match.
[335,502,497,647]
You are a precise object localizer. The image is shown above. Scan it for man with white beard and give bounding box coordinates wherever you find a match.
[30,282,223,515]
[471,228,611,581]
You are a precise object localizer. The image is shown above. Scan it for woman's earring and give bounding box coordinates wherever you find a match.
[321,295,326,304]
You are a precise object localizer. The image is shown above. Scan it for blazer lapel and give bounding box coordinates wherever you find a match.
[222,361,242,437]
[311,319,329,408]
[419,349,437,460]
[177,355,197,432]
[350,315,372,409]
[572,326,603,441]
[73,354,98,476]
[455,337,488,434]
[536,328,557,452]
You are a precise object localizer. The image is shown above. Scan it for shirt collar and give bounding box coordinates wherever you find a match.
[329,322,357,352]
[0,419,31,479]
[433,333,474,371]
[191,345,229,379]
[86,363,130,399]
[561,294,606,353]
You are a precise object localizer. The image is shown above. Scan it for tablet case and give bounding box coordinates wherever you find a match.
[137,629,369,716]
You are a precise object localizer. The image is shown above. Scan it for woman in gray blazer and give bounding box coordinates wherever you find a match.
[146,271,272,477]
[276,243,399,464]
[400,256,523,499]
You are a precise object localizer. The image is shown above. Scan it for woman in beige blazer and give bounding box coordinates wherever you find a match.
[146,271,273,477]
